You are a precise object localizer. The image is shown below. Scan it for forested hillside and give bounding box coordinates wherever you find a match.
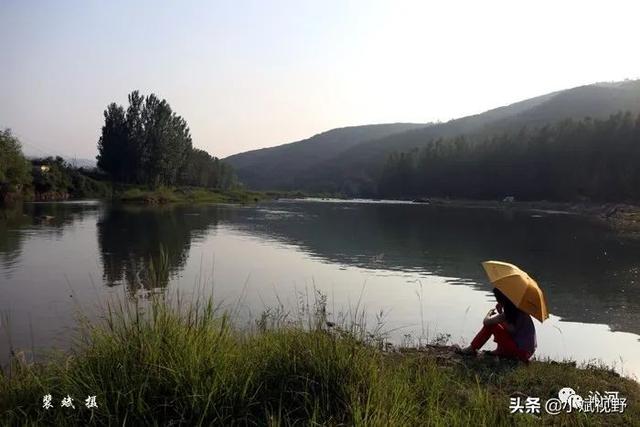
[226,80,640,197]
[378,112,640,202]
[225,123,428,190]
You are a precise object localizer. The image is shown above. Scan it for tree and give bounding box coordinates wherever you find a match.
[179,149,237,190]
[125,90,146,183]
[141,94,192,187]
[0,129,31,197]
[96,103,128,183]
[31,156,72,194]
[97,91,204,188]
[181,149,215,187]
[213,159,236,190]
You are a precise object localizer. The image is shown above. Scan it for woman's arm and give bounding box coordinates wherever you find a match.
[483,309,505,326]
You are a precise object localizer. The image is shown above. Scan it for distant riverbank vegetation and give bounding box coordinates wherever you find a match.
[378,112,640,202]
[117,186,267,205]
[0,129,31,202]
[1,91,245,205]
[0,129,110,203]
[1,293,638,425]
[97,91,235,191]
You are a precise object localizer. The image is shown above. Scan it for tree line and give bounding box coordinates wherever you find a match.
[31,156,109,199]
[0,129,31,199]
[0,129,109,201]
[378,112,640,202]
[97,91,234,189]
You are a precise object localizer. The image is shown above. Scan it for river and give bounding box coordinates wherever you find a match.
[1,199,639,378]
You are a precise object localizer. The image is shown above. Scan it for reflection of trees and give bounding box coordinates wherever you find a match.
[4,200,639,334]
[97,204,223,294]
[227,202,640,335]
[0,204,29,270]
[0,202,98,277]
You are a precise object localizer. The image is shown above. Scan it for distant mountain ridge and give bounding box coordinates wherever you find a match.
[226,123,429,190]
[225,79,640,194]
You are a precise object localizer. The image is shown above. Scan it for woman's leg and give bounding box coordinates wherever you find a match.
[470,323,530,361]
[470,324,494,350]
[490,324,530,361]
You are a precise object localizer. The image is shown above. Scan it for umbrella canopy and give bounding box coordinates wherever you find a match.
[481,260,549,322]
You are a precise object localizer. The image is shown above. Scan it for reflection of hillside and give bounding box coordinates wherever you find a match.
[0,202,99,275]
[224,201,640,335]
[97,204,225,293]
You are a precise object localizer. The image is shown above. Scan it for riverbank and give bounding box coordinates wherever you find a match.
[115,186,311,205]
[412,198,640,236]
[1,297,637,426]
[1,186,307,207]
[116,186,267,204]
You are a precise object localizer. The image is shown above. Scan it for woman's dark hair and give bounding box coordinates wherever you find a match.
[493,288,519,324]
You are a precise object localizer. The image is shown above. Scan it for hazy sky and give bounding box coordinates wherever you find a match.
[1,0,639,159]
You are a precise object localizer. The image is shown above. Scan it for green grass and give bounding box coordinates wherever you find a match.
[117,186,268,205]
[1,295,638,426]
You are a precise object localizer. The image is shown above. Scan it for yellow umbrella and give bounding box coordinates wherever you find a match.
[481,260,549,322]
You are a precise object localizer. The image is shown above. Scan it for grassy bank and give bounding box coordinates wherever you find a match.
[117,186,270,204]
[1,297,638,426]
[115,186,315,205]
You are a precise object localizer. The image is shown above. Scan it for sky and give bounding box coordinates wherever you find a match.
[1,0,640,160]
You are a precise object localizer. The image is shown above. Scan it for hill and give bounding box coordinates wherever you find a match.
[226,80,640,195]
[225,123,428,190]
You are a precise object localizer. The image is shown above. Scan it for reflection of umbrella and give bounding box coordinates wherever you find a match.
[482,260,549,322]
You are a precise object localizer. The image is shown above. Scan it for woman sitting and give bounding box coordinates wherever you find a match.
[458,288,536,361]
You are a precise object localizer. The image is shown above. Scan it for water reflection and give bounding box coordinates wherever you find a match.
[218,201,640,335]
[97,204,225,293]
[1,199,639,358]
[0,202,100,278]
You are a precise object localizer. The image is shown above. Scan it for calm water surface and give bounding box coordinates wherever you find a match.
[1,199,639,378]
